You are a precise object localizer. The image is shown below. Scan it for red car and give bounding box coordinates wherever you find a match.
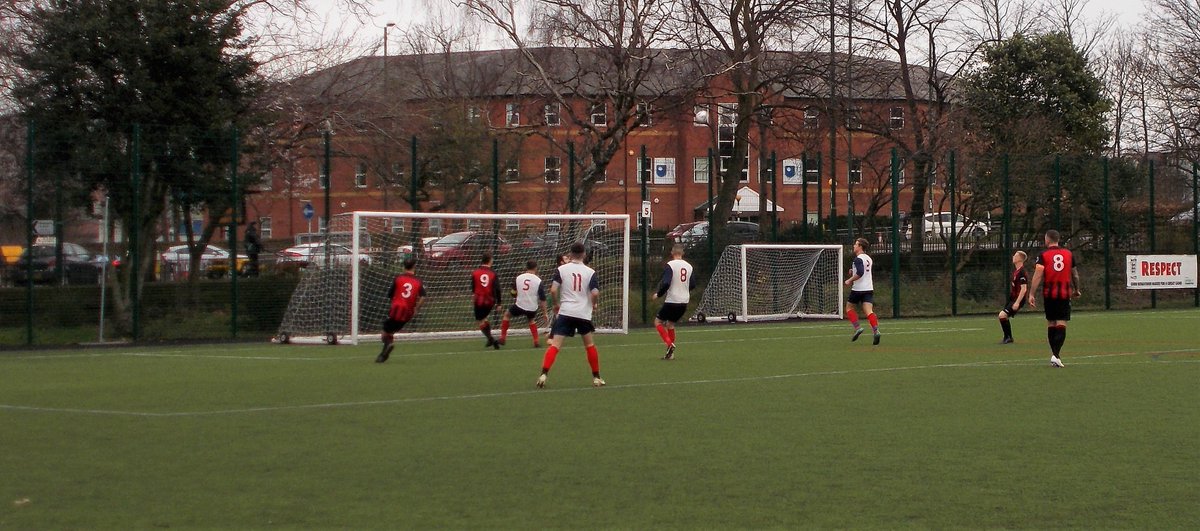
[425,231,512,266]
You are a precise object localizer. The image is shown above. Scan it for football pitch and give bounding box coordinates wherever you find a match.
[2,309,1198,529]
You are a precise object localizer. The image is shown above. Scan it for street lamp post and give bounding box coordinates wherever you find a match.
[381,22,396,211]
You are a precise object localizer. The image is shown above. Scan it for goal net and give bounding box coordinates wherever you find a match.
[276,212,631,345]
[696,244,843,322]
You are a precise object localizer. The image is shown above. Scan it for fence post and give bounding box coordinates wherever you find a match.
[1103,157,1111,310]
[891,148,900,319]
[322,129,332,338]
[229,128,239,339]
[568,141,575,213]
[25,121,34,346]
[131,124,141,341]
[640,145,650,325]
[492,138,500,214]
[1149,160,1156,309]
[1003,154,1011,255]
[801,151,808,240]
[949,151,957,316]
[410,136,418,210]
[830,154,838,242]
[1193,162,1198,308]
[770,151,778,241]
[816,152,824,238]
[707,148,714,266]
[1054,154,1062,230]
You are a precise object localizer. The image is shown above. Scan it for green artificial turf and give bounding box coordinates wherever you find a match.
[1,309,1198,529]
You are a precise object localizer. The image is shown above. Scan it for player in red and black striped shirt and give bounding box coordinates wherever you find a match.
[1027,230,1081,367]
[377,258,425,363]
[997,251,1028,344]
[472,253,503,349]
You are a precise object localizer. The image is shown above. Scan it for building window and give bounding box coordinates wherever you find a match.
[693,157,709,184]
[719,155,751,183]
[693,104,710,126]
[468,219,481,231]
[259,217,272,239]
[849,159,862,184]
[544,156,562,183]
[546,211,562,233]
[804,108,820,129]
[896,162,906,185]
[890,107,904,129]
[846,106,861,130]
[318,216,327,233]
[505,162,520,183]
[544,103,561,126]
[506,103,520,127]
[804,158,819,184]
[467,106,482,124]
[355,162,368,188]
[506,213,520,231]
[716,103,747,182]
[595,169,607,184]
[637,101,652,127]
[590,103,606,126]
[428,218,443,236]
[759,159,774,183]
[390,219,404,233]
[390,163,405,187]
[591,212,607,229]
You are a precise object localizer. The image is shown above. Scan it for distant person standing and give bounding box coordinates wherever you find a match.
[844,237,880,345]
[244,221,262,277]
[652,244,695,360]
[536,242,605,389]
[997,251,1029,344]
[1027,230,1080,368]
[377,258,426,363]
[472,253,502,349]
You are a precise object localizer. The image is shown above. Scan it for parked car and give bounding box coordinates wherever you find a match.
[11,242,104,285]
[667,221,760,247]
[426,231,512,266]
[158,244,249,279]
[904,212,989,239]
[397,236,440,259]
[275,243,372,269]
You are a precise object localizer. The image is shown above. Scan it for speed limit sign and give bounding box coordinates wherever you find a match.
[640,200,652,220]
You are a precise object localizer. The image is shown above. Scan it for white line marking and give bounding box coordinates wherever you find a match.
[3,349,1195,418]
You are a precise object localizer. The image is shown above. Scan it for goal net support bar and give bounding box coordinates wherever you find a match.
[697,244,843,323]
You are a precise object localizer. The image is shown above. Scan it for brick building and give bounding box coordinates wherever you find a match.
[246,47,942,242]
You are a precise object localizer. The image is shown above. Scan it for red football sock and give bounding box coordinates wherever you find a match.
[867,313,879,331]
[541,346,560,372]
[655,324,671,345]
[668,328,676,343]
[586,345,600,374]
[500,319,510,341]
[529,322,539,340]
[847,309,859,328]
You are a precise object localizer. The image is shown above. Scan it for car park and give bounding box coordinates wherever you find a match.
[158,244,249,279]
[11,242,104,285]
[905,212,989,239]
[667,221,760,247]
[275,242,372,269]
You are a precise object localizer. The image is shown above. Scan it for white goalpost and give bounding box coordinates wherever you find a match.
[276,212,631,345]
[696,244,844,323]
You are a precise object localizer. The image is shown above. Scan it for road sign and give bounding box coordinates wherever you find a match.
[640,200,652,221]
[302,203,315,220]
[34,219,54,236]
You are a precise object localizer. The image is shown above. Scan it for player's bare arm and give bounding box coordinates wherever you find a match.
[1028,265,1044,308]
[1072,267,1082,298]
[1014,284,1027,311]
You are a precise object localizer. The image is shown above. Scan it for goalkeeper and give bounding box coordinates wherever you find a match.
[500,260,550,348]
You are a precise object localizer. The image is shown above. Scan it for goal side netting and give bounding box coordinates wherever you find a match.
[696,244,843,322]
[276,212,631,345]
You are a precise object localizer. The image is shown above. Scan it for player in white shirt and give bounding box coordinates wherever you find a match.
[844,237,880,345]
[651,244,695,360]
[499,260,549,348]
[536,242,605,389]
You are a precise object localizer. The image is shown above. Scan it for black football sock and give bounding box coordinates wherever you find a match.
[1047,327,1056,354]
[1053,326,1066,357]
[1000,318,1012,339]
[481,322,494,341]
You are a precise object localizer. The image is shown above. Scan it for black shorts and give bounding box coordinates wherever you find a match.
[1043,298,1071,322]
[474,304,495,321]
[1001,299,1026,317]
[382,319,408,334]
[550,315,596,338]
[507,305,537,320]
[848,290,874,305]
[656,302,688,323]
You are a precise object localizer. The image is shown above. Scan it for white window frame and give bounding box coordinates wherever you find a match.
[506,213,520,231]
[637,101,652,127]
[355,162,368,188]
[595,169,607,183]
[506,103,520,127]
[259,217,272,239]
[590,103,607,126]
[505,161,520,183]
[845,106,861,130]
[544,156,562,183]
[544,103,561,126]
[804,107,820,129]
[693,157,709,184]
[890,106,904,130]
[804,159,819,185]
[849,159,862,184]
[467,105,482,123]
[590,211,608,228]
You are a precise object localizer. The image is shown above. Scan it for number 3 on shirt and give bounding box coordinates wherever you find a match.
[401,283,413,299]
